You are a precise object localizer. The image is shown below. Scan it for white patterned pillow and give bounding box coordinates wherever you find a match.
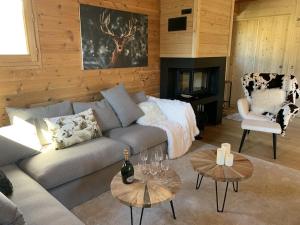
[44,108,101,150]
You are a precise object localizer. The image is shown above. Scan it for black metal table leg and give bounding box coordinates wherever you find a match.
[232,182,239,192]
[239,129,248,153]
[130,206,133,225]
[196,174,204,190]
[170,200,176,219]
[139,208,144,225]
[273,133,277,160]
[130,202,175,224]
[215,181,229,212]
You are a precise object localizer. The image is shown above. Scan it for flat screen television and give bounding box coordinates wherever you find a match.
[176,69,210,97]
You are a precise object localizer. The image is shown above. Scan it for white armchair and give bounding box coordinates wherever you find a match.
[237,73,300,159]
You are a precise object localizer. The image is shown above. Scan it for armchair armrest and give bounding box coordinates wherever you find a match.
[237,98,250,120]
[277,103,299,135]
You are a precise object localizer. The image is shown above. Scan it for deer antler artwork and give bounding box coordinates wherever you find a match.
[99,12,137,67]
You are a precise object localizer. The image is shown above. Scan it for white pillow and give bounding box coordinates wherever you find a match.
[137,102,167,125]
[44,108,101,150]
[251,89,285,115]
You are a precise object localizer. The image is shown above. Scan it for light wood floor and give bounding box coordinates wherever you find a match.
[202,114,300,171]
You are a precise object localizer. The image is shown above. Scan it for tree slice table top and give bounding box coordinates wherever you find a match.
[111,166,181,208]
[190,149,254,182]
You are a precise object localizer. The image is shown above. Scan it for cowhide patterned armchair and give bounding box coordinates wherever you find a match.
[238,73,300,136]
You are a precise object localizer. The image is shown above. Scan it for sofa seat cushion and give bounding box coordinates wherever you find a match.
[19,137,128,190]
[1,164,84,225]
[104,124,167,155]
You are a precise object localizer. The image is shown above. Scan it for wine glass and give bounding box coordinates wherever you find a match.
[149,152,158,177]
[140,150,148,173]
[161,155,170,178]
[150,161,158,177]
[155,147,164,173]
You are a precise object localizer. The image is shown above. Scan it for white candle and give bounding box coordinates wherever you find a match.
[225,153,234,167]
[221,143,231,155]
[216,148,225,165]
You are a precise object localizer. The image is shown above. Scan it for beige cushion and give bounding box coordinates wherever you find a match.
[44,109,101,149]
[251,89,285,115]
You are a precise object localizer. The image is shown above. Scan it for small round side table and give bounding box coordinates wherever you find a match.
[111,166,181,225]
[190,149,254,212]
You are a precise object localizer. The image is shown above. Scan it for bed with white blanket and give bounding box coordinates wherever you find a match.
[136,96,199,159]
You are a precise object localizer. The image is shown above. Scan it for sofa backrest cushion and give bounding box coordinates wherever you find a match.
[44,108,101,150]
[6,101,74,146]
[73,99,121,132]
[130,91,148,104]
[101,84,144,127]
[0,192,26,225]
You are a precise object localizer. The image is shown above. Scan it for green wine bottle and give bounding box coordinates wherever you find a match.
[121,149,134,184]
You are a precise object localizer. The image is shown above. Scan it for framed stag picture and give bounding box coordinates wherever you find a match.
[79,4,148,70]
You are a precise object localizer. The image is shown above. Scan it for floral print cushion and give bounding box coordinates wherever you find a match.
[44,108,101,150]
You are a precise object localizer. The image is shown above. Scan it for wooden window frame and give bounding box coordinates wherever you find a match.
[0,0,41,68]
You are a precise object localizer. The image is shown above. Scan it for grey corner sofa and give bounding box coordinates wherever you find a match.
[0,98,168,225]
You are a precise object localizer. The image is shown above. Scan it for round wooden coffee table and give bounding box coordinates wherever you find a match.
[111,165,181,225]
[190,149,253,212]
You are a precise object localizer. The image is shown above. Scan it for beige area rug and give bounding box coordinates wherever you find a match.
[72,143,300,225]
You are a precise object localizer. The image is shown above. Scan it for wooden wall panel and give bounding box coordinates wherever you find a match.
[0,0,160,126]
[160,0,235,58]
[196,0,234,57]
[229,0,299,105]
[160,0,194,57]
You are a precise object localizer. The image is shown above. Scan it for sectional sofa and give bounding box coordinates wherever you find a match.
[0,93,168,225]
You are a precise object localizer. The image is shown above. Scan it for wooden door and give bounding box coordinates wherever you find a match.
[230,15,291,104]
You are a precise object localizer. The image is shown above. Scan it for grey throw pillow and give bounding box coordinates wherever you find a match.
[6,101,74,146]
[73,99,121,132]
[131,91,148,104]
[101,84,144,127]
[0,133,39,167]
[0,192,26,225]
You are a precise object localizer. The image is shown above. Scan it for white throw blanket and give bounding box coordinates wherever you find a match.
[137,96,199,159]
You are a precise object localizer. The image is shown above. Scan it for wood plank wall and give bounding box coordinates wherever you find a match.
[160,0,235,58]
[195,0,234,57]
[229,0,300,105]
[160,0,194,57]
[0,0,160,126]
